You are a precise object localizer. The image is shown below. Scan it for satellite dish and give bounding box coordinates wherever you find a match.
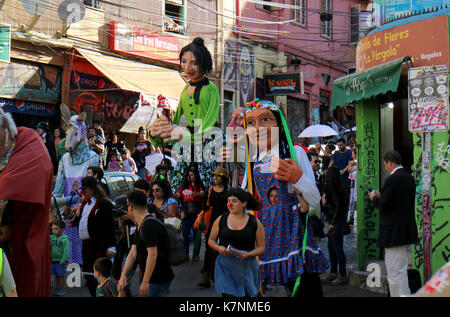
[22,0,51,16]
[58,0,86,25]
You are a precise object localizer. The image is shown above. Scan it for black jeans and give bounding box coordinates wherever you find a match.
[327,217,347,277]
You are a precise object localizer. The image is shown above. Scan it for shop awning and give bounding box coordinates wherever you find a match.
[331,56,412,110]
[76,47,186,100]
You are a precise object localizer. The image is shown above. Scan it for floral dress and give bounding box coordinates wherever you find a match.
[253,160,329,286]
[53,143,99,265]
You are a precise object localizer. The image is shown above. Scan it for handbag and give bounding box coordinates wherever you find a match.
[194,187,213,234]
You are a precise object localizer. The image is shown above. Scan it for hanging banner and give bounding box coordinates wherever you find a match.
[408,65,449,133]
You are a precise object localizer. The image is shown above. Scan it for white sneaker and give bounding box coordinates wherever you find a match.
[329,275,348,286]
[320,273,337,283]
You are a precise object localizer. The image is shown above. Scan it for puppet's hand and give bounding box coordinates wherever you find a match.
[150,116,170,138]
[271,157,303,184]
[161,125,184,143]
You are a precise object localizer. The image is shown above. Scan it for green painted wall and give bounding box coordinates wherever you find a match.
[412,131,450,282]
[356,99,381,270]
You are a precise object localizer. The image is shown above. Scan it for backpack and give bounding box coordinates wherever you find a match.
[140,216,186,266]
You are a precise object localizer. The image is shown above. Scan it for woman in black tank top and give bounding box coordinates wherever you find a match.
[208,188,265,297]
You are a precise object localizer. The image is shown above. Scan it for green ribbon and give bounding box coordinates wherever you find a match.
[278,109,298,166]
[292,212,309,297]
[276,109,309,297]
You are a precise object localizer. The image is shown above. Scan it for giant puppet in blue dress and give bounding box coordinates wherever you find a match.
[241,99,328,295]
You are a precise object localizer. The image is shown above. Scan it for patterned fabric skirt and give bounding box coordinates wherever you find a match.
[253,162,328,286]
[64,222,83,265]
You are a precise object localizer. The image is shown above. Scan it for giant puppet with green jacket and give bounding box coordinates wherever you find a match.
[149,37,221,190]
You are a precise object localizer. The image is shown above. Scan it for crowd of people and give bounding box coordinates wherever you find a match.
[0,35,429,300]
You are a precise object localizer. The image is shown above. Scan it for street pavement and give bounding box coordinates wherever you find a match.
[60,220,384,298]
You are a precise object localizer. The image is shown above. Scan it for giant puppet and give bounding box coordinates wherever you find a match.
[0,107,53,296]
[53,104,99,265]
[242,99,328,296]
[54,104,99,197]
[149,37,221,190]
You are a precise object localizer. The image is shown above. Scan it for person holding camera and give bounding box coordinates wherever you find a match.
[88,127,106,167]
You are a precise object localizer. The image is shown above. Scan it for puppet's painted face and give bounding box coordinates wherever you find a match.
[65,118,87,153]
[245,108,279,150]
[181,51,203,82]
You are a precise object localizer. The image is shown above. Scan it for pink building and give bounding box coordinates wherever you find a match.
[222,0,371,137]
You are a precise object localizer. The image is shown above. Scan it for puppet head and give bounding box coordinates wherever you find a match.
[62,103,88,153]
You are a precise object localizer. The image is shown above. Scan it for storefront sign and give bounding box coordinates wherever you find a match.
[70,70,118,91]
[0,24,10,62]
[356,15,449,71]
[0,61,61,104]
[408,65,449,133]
[109,21,184,65]
[264,72,303,96]
[0,98,56,117]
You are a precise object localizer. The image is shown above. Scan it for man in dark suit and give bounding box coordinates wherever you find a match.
[369,150,418,297]
[65,176,115,297]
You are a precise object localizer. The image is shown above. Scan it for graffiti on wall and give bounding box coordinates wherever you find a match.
[413,132,450,282]
[223,41,237,91]
[239,44,255,105]
[358,120,380,263]
[0,61,61,104]
[223,40,255,105]
[69,91,138,132]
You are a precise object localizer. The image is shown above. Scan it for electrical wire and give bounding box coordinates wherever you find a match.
[3,0,362,67]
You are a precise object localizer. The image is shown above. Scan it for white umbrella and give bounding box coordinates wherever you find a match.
[344,126,357,133]
[145,153,177,175]
[298,124,339,138]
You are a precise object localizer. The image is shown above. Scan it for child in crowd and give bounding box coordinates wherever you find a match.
[121,149,137,174]
[50,221,69,296]
[106,153,122,172]
[267,186,279,206]
[93,257,120,297]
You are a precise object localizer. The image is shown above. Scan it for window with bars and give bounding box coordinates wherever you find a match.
[320,0,332,38]
[350,6,360,44]
[164,0,185,35]
[291,0,307,26]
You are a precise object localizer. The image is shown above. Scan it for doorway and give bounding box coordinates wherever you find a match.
[379,98,414,184]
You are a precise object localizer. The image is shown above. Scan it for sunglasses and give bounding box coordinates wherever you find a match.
[152,188,161,193]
